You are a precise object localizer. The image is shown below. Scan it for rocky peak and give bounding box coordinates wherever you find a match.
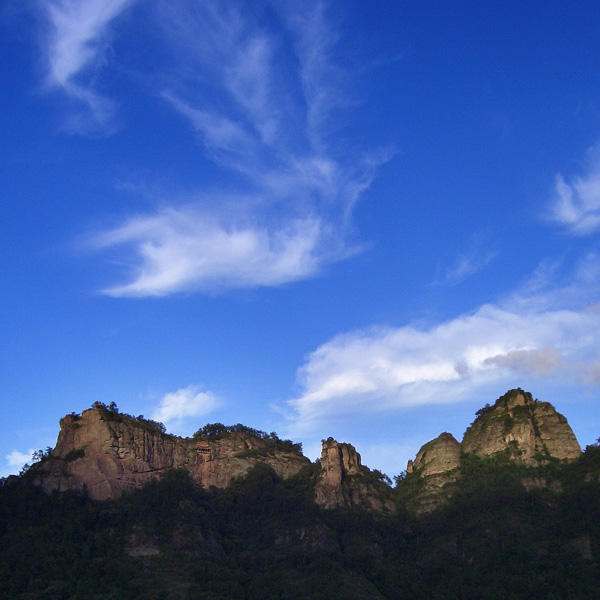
[33,407,310,500]
[407,432,461,477]
[314,438,395,513]
[401,389,583,514]
[403,433,462,514]
[314,438,363,509]
[461,389,581,463]
[320,437,363,478]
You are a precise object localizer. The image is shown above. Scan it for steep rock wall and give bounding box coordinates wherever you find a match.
[34,408,310,500]
[404,433,461,514]
[314,438,395,513]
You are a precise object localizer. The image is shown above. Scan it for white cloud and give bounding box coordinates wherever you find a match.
[5,449,35,470]
[151,385,219,424]
[287,279,600,433]
[443,249,496,285]
[40,0,136,133]
[89,1,387,296]
[549,145,600,234]
[92,208,332,296]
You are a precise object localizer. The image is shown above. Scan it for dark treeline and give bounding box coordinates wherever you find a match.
[91,402,169,435]
[1,444,599,599]
[193,422,303,454]
[81,404,304,455]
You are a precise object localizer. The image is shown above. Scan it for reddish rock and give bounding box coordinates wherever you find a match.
[34,408,309,500]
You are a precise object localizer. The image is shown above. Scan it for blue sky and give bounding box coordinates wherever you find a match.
[3,0,600,478]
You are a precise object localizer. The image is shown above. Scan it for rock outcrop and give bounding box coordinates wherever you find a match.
[404,433,461,513]
[402,389,582,513]
[407,432,461,477]
[314,438,363,508]
[314,438,395,513]
[33,408,310,500]
[32,409,397,513]
[28,388,584,516]
[461,389,581,463]
[30,408,396,513]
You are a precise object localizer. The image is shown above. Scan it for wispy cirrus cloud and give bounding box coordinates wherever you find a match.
[40,0,136,133]
[286,259,600,433]
[549,144,600,235]
[278,0,348,150]
[437,236,496,285]
[89,0,387,296]
[92,208,339,296]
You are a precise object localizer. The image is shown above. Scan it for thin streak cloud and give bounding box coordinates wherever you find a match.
[88,0,388,296]
[40,0,136,133]
[442,250,496,285]
[434,233,496,286]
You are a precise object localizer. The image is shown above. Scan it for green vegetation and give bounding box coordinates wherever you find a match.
[193,422,303,454]
[1,432,599,599]
[64,448,85,462]
[468,389,533,430]
[474,402,492,418]
[92,402,169,436]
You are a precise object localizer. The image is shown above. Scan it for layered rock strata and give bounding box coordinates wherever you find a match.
[315,438,395,513]
[34,408,309,500]
[29,388,583,516]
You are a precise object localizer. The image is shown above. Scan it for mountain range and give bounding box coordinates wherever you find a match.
[1,388,599,599]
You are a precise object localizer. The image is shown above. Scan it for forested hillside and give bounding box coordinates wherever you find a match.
[1,440,599,600]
